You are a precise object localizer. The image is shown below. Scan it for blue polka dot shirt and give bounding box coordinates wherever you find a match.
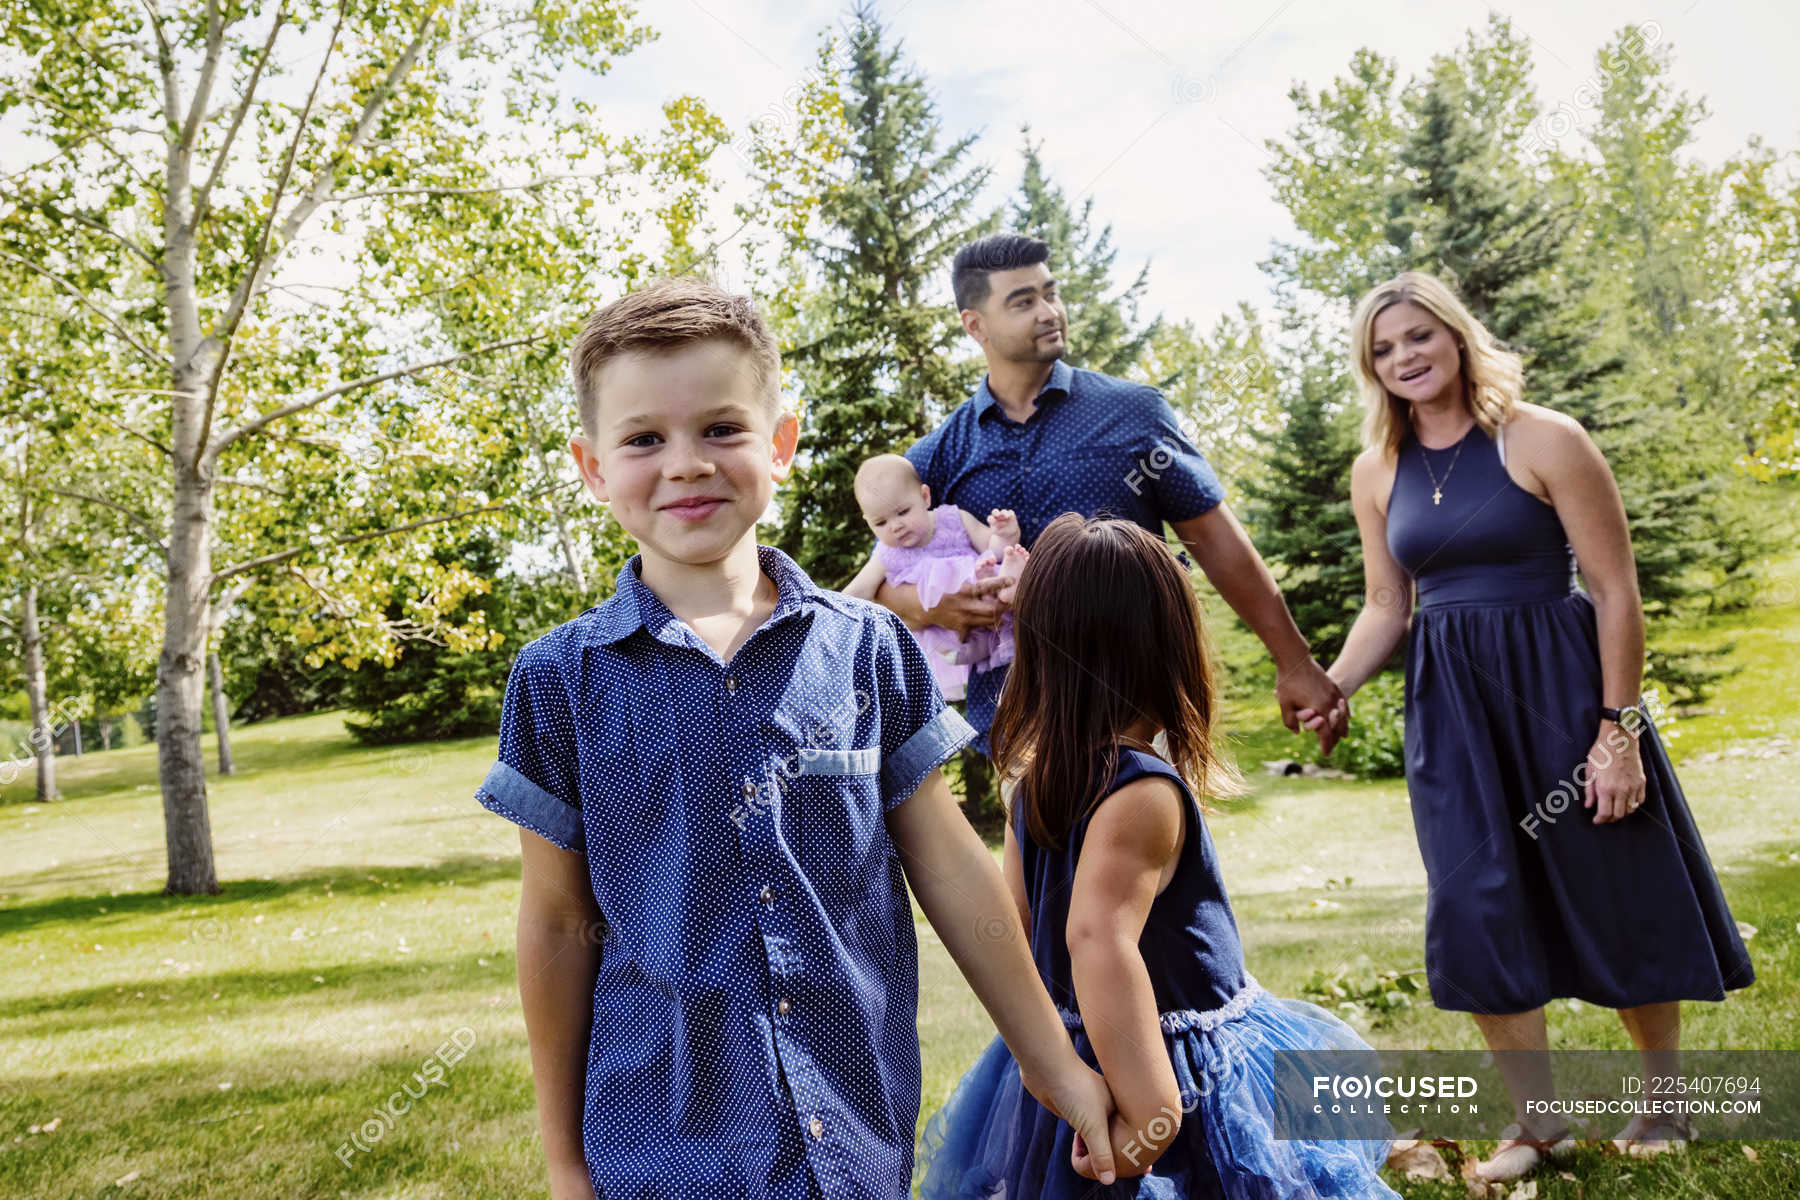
[475,545,975,1199]
[905,358,1226,748]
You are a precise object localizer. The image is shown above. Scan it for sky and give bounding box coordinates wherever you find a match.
[588,0,1800,331]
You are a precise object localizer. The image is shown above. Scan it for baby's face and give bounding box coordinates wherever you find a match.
[860,479,934,549]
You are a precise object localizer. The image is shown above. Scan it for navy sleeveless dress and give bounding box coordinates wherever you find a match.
[1386,424,1753,1014]
[916,749,1398,1199]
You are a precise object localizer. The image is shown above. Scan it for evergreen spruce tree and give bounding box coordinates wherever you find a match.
[1010,127,1160,378]
[1265,15,1745,702]
[775,5,993,588]
[1237,329,1363,665]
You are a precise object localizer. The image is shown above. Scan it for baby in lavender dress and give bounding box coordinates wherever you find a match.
[844,455,1027,701]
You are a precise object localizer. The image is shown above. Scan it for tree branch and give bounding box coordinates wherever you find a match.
[210,481,569,585]
[206,333,546,462]
[16,197,160,269]
[89,406,175,460]
[137,0,183,132]
[48,487,168,552]
[191,6,288,232]
[178,0,226,155]
[191,0,350,469]
[0,251,169,368]
[322,169,624,203]
[199,1,446,469]
[205,576,255,635]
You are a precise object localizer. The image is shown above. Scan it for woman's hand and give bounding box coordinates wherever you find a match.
[1585,727,1646,824]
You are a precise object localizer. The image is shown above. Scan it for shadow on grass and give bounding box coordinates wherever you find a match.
[0,854,520,940]
[0,949,514,1029]
[0,1033,539,1200]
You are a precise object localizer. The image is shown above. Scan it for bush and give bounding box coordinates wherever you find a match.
[339,534,588,746]
[1319,670,1406,778]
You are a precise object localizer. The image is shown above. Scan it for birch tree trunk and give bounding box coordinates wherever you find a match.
[21,581,57,804]
[208,649,234,775]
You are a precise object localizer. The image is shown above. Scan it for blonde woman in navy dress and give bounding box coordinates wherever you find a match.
[1302,272,1753,1182]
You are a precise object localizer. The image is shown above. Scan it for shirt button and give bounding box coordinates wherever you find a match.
[743,779,756,798]
[725,675,738,692]
[809,1117,824,1140]
[777,997,792,1015]
[759,885,774,907]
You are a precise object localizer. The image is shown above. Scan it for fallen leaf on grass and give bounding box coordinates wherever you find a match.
[114,1169,141,1186]
[1743,1145,1759,1162]
[1386,1139,1452,1181]
[1507,1181,1538,1200]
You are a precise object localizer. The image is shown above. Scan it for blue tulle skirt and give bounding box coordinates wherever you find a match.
[915,979,1400,1199]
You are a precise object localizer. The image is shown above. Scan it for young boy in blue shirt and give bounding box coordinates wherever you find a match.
[475,278,1120,1200]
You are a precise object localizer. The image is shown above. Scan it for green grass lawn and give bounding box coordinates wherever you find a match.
[4,596,1799,1197]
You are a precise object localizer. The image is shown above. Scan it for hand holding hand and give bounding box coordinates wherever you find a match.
[1023,1059,1117,1185]
[1277,659,1348,754]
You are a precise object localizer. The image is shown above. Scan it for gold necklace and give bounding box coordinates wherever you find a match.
[1419,433,1468,506]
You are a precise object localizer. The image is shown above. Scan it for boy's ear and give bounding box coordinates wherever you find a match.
[570,436,609,502]
[769,411,800,482]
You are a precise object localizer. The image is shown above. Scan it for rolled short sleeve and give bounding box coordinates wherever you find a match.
[1146,390,1226,522]
[873,613,975,809]
[474,639,585,853]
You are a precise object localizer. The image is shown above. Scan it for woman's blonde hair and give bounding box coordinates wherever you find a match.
[1350,271,1523,459]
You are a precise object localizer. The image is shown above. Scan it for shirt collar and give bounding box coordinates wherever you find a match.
[973,357,1074,423]
[584,544,855,646]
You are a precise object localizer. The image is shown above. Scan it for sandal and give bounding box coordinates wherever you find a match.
[1611,1114,1694,1157]
[1474,1122,1576,1182]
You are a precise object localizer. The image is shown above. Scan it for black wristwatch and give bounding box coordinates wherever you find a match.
[1599,704,1649,737]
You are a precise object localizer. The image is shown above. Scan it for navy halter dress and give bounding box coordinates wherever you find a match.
[916,749,1398,1199]
[1387,423,1753,1014]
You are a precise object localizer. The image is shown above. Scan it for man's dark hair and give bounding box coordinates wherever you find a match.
[952,233,1050,311]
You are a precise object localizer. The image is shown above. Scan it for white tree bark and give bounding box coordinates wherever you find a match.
[208,649,234,776]
[20,581,57,804]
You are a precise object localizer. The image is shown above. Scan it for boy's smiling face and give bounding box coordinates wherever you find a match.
[571,338,797,571]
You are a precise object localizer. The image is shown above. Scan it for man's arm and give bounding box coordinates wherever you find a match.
[888,769,1119,1185]
[873,574,1007,637]
[517,830,603,1200]
[1170,505,1346,749]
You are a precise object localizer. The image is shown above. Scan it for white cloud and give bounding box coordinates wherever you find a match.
[595,0,1799,332]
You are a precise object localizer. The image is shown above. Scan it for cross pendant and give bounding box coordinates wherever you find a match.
[1431,488,1443,505]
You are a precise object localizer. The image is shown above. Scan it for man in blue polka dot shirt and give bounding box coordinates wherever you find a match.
[475,278,1123,1199]
[872,233,1348,757]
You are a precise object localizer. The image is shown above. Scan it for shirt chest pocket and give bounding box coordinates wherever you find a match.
[781,747,890,907]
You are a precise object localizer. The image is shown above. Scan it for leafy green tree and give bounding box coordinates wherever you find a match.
[1139,305,1282,504]
[1261,14,1765,703]
[0,0,722,892]
[336,531,587,744]
[1010,128,1159,378]
[773,4,993,587]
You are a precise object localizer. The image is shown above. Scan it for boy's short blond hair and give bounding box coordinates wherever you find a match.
[571,277,782,441]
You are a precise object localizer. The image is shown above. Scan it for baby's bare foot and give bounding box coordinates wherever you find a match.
[987,509,1020,544]
[997,544,1028,603]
